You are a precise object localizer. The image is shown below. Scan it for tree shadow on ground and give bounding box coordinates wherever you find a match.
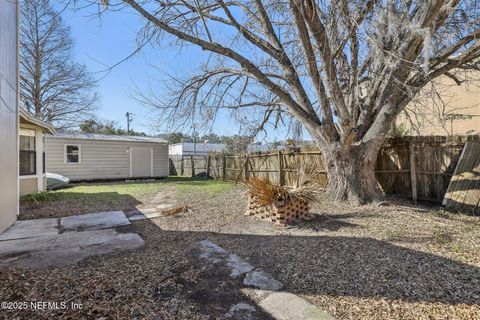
[290,212,362,231]
[197,230,480,306]
[19,192,143,220]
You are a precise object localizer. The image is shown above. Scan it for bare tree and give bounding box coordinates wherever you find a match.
[105,0,480,204]
[20,0,99,130]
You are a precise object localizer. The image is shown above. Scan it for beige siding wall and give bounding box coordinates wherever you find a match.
[19,176,46,196]
[0,0,18,233]
[400,72,480,135]
[19,178,38,196]
[46,138,169,181]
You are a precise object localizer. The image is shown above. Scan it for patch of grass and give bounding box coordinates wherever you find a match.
[44,177,232,201]
[174,179,233,195]
[20,181,171,219]
[20,178,235,220]
[433,227,454,245]
[21,191,58,202]
[450,242,464,253]
[432,210,453,219]
[52,181,167,201]
[166,176,206,182]
[382,228,406,240]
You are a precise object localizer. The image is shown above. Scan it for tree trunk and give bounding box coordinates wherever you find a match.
[322,143,384,205]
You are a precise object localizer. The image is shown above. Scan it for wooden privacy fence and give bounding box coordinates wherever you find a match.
[169,136,479,203]
[169,151,328,187]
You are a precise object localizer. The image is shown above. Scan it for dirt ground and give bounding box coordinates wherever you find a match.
[4,180,480,319]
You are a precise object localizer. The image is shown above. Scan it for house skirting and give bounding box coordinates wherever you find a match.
[19,175,46,196]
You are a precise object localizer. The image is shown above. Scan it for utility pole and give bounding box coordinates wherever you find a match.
[125,112,133,135]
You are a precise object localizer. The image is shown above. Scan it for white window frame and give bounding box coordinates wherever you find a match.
[19,128,37,176]
[64,144,81,164]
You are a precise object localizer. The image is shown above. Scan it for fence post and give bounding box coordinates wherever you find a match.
[278,150,285,186]
[222,154,226,181]
[409,141,418,203]
[244,155,249,181]
[180,156,184,176]
[206,155,211,179]
[190,155,195,178]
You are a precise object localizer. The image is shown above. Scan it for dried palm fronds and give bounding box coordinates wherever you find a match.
[161,205,192,216]
[244,177,289,207]
[295,158,322,188]
[245,177,320,207]
[287,183,321,203]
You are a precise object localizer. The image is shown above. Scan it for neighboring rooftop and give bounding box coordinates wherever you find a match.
[19,108,56,134]
[48,133,168,143]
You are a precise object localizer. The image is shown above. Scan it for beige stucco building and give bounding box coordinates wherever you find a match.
[0,0,19,233]
[19,109,55,196]
[399,71,480,135]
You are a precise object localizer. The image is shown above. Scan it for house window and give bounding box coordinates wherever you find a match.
[19,128,36,176]
[65,145,81,164]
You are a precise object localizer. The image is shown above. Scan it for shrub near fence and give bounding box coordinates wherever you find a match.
[169,135,478,203]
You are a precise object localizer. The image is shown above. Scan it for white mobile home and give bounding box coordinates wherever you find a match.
[46,133,169,181]
[169,142,226,156]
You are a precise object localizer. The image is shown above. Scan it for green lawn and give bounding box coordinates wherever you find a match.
[173,178,233,195]
[19,177,234,219]
[22,177,232,200]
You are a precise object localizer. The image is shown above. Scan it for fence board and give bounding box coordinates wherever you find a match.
[443,141,480,213]
[375,142,411,196]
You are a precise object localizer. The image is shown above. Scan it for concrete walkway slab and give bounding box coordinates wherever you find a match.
[60,211,130,232]
[0,229,144,269]
[0,211,144,269]
[0,218,59,241]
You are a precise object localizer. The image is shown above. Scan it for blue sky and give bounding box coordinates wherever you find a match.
[59,2,290,141]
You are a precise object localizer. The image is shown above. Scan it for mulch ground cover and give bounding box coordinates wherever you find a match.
[6,180,480,319]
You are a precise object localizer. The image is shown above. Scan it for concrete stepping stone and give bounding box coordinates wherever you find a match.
[199,239,228,262]
[60,211,131,232]
[0,218,59,241]
[126,210,168,222]
[243,270,282,291]
[0,229,144,269]
[141,212,166,220]
[259,292,335,320]
[224,303,257,319]
[156,204,174,210]
[200,240,276,284]
[198,240,335,320]
[127,212,148,221]
[137,208,159,214]
[126,204,177,222]
[228,254,255,277]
